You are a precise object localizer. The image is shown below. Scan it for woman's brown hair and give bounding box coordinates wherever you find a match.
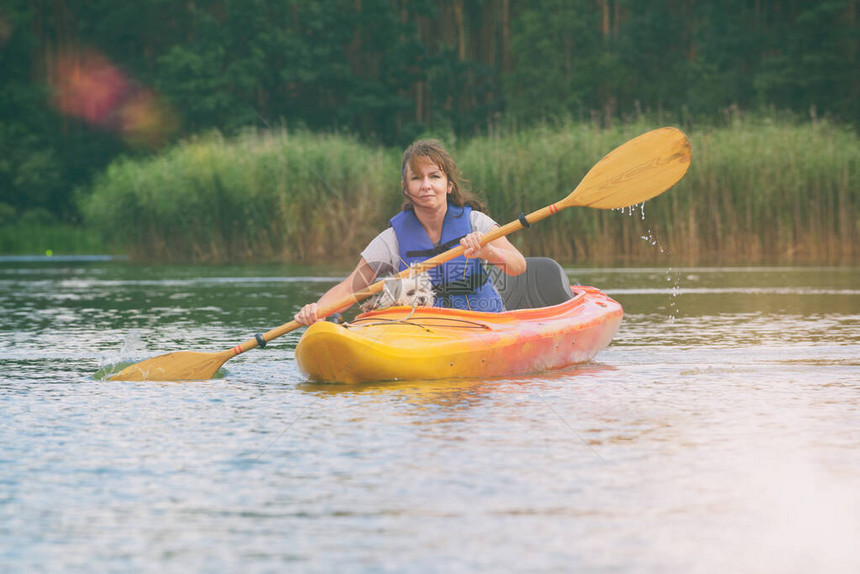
[400,139,488,213]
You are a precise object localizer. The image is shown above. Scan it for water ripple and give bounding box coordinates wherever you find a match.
[2,261,859,573]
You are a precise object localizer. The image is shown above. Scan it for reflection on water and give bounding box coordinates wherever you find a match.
[297,363,616,396]
[1,260,859,572]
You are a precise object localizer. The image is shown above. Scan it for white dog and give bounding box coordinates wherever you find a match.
[360,269,435,312]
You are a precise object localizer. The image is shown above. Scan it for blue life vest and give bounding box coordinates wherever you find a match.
[390,204,504,312]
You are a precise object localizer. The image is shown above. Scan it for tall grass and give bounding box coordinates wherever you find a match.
[671,118,860,263]
[82,118,859,265]
[459,120,666,262]
[83,129,399,262]
[0,224,106,255]
[461,117,859,264]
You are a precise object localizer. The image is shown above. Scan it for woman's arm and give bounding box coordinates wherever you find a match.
[294,257,378,325]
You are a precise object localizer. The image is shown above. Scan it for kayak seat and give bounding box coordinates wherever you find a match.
[490,257,574,311]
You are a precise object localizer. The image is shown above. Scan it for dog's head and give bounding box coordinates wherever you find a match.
[360,270,435,312]
[389,271,434,307]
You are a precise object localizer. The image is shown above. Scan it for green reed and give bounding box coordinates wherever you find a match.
[82,118,859,264]
[460,117,859,264]
[0,224,106,255]
[458,120,664,261]
[83,129,398,262]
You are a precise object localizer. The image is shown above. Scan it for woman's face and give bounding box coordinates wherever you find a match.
[403,157,452,211]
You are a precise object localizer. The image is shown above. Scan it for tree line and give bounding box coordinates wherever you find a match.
[1,0,857,225]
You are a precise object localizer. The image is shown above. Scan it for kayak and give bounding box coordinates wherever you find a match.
[295,284,622,384]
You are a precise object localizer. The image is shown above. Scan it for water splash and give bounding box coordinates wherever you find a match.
[666,268,681,321]
[613,202,646,219]
[94,331,147,380]
[615,204,680,321]
[640,229,665,254]
[637,229,680,321]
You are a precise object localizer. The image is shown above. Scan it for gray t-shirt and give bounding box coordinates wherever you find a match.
[361,210,499,276]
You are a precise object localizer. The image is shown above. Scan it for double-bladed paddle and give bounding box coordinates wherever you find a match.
[110,126,691,381]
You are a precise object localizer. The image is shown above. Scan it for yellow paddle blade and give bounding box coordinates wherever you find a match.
[562,126,691,210]
[110,350,232,381]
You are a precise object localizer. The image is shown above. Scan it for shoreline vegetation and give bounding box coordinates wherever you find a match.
[29,117,860,265]
[0,224,105,257]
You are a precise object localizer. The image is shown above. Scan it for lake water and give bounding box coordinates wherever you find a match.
[1,257,859,573]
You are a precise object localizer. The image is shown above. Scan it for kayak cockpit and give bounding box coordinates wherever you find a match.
[490,257,575,311]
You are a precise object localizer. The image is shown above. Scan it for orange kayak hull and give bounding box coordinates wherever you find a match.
[295,286,622,383]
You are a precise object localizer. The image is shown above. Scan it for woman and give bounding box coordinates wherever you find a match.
[295,139,526,325]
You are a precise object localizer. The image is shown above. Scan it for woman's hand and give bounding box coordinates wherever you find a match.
[295,302,320,326]
[460,229,527,276]
[461,231,498,262]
